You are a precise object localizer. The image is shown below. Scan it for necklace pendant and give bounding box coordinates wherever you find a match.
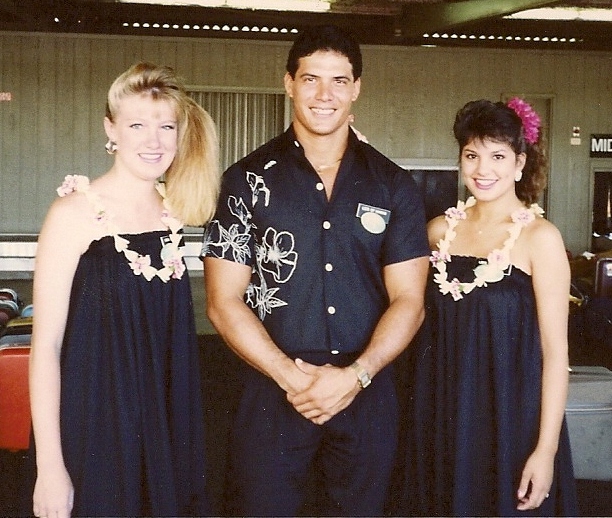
[160,240,176,262]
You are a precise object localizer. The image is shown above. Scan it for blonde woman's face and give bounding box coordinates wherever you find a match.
[104,94,178,181]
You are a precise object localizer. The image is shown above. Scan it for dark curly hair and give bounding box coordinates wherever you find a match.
[286,24,362,80]
[453,99,547,205]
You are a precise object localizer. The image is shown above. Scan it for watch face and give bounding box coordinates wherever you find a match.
[350,361,371,388]
[360,374,372,388]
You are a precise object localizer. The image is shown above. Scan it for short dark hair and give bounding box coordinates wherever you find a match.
[286,24,362,80]
[453,99,547,205]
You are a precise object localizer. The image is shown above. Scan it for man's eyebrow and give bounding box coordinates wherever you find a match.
[297,72,352,81]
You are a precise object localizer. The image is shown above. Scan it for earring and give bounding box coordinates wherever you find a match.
[515,170,523,182]
[105,140,117,155]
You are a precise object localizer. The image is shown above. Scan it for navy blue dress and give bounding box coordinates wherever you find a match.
[57,231,208,516]
[400,256,578,517]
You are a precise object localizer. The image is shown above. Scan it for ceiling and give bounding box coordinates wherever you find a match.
[0,0,611,50]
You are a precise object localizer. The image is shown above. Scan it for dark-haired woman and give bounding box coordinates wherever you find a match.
[400,99,577,516]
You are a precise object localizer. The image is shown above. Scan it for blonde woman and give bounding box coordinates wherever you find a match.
[29,62,219,517]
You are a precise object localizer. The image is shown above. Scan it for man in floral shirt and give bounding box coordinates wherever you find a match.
[202,24,429,516]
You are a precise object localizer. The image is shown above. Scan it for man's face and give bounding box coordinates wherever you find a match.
[284,50,361,139]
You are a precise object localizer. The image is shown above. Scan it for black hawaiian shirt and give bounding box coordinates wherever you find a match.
[201,125,429,356]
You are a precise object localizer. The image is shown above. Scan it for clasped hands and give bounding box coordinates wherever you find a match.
[285,358,361,425]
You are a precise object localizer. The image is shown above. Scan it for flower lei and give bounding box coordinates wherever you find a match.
[507,97,541,145]
[431,197,544,301]
[57,174,186,282]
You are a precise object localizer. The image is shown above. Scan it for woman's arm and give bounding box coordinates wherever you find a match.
[30,196,91,518]
[517,219,571,511]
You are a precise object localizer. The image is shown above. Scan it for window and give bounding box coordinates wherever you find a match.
[394,159,460,222]
[189,89,288,171]
[592,169,612,252]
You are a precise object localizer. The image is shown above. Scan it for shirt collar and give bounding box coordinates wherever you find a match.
[282,123,360,164]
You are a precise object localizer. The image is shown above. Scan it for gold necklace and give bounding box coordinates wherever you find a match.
[315,158,342,173]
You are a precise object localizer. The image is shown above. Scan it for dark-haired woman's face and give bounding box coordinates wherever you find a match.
[461,138,525,203]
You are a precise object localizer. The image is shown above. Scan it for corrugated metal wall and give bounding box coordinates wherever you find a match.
[1,31,612,254]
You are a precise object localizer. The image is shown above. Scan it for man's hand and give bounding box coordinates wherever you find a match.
[286,358,361,425]
[277,357,318,396]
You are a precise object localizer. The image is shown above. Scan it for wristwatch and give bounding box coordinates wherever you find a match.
[350,361,372,389]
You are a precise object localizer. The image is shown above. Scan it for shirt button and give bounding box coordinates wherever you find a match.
[316,182,324,191]
[327,306,336,314]
[331,350,340,355]
[323,221,331,229]
[325,263,333,272]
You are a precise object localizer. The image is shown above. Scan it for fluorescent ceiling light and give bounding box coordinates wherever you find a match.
[506,8,612,22]
[119,0,331,12]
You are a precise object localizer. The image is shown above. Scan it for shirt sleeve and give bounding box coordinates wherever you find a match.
[200,164,256,266]
[381,167,430,266]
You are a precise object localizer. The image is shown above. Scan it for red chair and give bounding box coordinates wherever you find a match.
[0,340,31,451]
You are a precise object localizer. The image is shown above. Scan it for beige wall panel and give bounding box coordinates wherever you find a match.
[1,36,19,230]
[0,32,611,254]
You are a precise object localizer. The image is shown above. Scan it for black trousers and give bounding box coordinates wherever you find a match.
[224,352,399,517]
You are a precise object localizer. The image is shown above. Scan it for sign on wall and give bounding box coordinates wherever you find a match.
[591,134,612,158]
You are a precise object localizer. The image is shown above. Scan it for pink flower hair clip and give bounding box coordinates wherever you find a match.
[507,97,541,145]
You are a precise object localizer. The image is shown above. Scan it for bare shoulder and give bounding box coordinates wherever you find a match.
[523,216,569,271]
[40,191,101,253]
[523,216,565,251]
[427,214,447,248]
[44,191,90,229]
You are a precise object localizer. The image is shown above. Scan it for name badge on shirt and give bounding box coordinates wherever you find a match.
[356,203,390,234]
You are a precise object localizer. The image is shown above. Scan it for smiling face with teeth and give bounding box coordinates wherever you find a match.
[104,93,178,182]
[461,137,526,204]
[284,50,361,141]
